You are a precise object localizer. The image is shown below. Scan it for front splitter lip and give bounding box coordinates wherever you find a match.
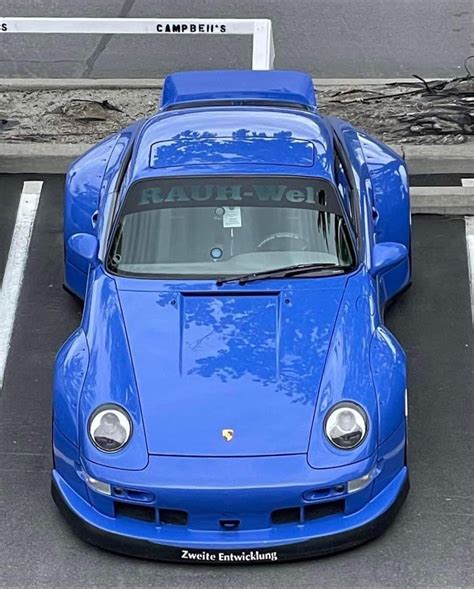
[51,468,409,564]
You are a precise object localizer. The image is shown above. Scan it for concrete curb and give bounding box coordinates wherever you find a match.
[1,141,472,174]
[401,144,474,176]
[0,77,449,90]
[411,187,474,215]
[0,142,472,214]
[0,143,93,174]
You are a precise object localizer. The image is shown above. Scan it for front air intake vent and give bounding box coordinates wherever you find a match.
[159,508,188,526]
[304,499,344,521]
[271,499,345,526]
[271,507,301,525]
[115,501,156,523]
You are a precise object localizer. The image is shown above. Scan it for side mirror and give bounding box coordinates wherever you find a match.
[370,242,408,277]
[68,233,99,266]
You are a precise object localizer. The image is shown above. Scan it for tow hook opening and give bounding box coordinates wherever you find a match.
[219,519,241,530]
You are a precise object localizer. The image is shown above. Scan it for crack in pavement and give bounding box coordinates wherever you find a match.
[82,0,137,78]
[0,59,83,64]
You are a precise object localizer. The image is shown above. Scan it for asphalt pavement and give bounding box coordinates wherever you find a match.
[0,0,472,78]
[0,174,472,587]
[410,173,474,187]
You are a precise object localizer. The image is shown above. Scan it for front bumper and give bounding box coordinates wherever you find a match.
[52,464,408,563]
[52,416,408,563]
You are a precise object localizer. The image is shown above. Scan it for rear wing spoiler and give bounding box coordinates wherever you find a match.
[0,17,275,70]
[160,70,317,111]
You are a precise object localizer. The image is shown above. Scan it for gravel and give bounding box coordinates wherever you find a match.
[0,79,472,145]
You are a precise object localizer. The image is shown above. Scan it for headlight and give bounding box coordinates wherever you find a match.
[89,405,132,452]
[325,402,367,449]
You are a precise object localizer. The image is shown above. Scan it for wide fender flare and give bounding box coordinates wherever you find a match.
[369,326,407,443]
[53,328,89,446]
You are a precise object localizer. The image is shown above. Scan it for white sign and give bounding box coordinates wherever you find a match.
[223,207,242,228]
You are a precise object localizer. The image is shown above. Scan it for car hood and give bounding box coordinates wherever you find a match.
[117,278,347,456]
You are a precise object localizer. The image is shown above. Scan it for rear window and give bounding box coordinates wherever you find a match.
[107,176,355,279]
[150,137,315,168]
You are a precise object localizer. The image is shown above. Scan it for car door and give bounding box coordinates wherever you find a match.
[357,131,411,303]
[64,122,142,299]
[328,117,411,306]
[64,135,118,298]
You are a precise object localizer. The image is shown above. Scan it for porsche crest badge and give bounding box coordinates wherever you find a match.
[222,429,234,442]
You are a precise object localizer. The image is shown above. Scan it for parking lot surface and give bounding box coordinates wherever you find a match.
[0,174,472,587]
[1,1,471,78]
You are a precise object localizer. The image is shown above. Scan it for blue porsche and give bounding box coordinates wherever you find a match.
[52,70,411,563]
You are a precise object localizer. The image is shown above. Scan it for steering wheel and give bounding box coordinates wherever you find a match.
[257,232,310,252]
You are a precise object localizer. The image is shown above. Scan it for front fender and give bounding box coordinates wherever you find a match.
[307,270,379,469]
[79,270,149,471]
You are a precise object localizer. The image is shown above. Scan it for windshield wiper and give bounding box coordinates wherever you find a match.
[216,263,344,285]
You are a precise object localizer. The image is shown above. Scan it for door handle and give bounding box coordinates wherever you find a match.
[91,210,99,228]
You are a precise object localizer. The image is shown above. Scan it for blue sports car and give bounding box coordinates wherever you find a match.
[52,70,411,563]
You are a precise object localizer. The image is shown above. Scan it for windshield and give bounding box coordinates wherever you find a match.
[107,176,356,279]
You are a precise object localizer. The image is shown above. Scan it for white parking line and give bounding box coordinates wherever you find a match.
[0,180,43,389]
[466,217,474,324]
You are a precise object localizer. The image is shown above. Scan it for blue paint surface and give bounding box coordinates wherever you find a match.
[160,70,318,111]
[55,69,411,559]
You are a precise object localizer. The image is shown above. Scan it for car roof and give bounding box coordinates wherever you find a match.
[127,106,335,186]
